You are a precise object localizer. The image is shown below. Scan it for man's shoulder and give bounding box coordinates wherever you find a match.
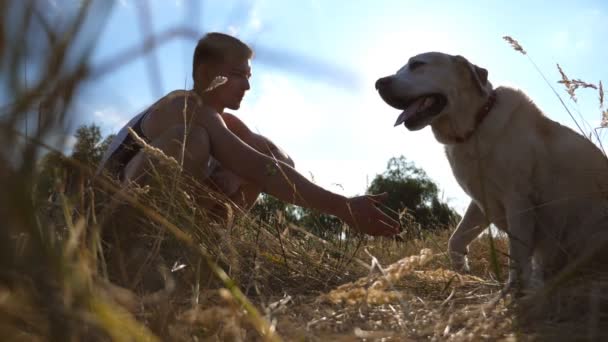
[147,90,224,133]
[163,89,198,100]
[158,90,204,109]
[145,90,209,121]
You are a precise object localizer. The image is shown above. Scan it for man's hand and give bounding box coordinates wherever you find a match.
[341,193,399,236]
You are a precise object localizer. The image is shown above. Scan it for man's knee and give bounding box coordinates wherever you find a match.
[255,134,293,167]
[272,148,294,168]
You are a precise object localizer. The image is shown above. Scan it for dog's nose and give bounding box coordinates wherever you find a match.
[375,77,392,90]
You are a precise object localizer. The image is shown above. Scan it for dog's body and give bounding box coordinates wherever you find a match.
[376,52,608,290]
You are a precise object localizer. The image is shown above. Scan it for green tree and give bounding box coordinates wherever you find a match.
[251,194,299,226]
[35,124,114,203]
[295,206,343,241]
[367,156,460,234]
[251,194,344,240]
[71,124,113,167]
[35,151,69,203]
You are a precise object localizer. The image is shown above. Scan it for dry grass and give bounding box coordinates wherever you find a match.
[1,3,607,341]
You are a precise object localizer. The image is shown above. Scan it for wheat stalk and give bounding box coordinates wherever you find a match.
[127,127,181,171]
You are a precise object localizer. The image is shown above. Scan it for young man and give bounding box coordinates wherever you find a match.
[98,32,398,237]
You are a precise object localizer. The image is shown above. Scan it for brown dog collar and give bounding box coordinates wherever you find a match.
[448,91,497,144]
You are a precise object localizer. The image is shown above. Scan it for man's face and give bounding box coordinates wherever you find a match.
[205,57,252,110]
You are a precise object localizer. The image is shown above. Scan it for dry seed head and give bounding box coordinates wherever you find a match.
[130,184,151,195]
[128,127,181,170]
[557,64,577,102]
[502,36,526,55]
[571,79,597,90]
[600,80,604,109]
[205,76,228,92]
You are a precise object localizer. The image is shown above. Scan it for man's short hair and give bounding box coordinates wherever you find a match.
[192,32,253,84]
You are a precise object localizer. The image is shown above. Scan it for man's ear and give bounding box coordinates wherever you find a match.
[195,62,218,89]
[453,55,489,95]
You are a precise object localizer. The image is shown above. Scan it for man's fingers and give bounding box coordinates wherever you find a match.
[376,218,399,236]
[347,196,399,236]
[369,205,399,236]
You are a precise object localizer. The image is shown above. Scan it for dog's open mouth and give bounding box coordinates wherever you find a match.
[392,94,447,129]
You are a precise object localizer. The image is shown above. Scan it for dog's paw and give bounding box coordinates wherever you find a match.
[501,280,540,299]
[504,267,543,298]
[503,272,536,298]
[528,265,545,290]
[449,251,471,273]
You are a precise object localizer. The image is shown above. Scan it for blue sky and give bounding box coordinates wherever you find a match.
[51,0,608,213]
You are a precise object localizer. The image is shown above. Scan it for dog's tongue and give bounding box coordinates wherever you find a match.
[393,97,427,127]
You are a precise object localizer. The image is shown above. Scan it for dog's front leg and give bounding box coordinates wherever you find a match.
[505,198,536,293]
[448,201,488,272]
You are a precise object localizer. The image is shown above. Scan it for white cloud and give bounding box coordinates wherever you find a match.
[65,135,78,151]
[43,133,78,155]
[241,73,323,140]
[550,30,591,54]
[227,25,240,37]
[248,8,263,32]
[225,5,264,37]
[93,107,128,132]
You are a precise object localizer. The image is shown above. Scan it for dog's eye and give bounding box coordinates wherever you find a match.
[409,61,425,70]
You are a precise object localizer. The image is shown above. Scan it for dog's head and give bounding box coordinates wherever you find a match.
[375,52,492,131]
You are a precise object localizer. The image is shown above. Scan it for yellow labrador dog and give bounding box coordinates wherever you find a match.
[376,52,608,291]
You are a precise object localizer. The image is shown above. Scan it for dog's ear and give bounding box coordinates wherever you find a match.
[453,55,489,95]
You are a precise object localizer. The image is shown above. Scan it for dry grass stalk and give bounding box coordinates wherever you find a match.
[600,80,604,109]
[557,63,577,102]
[127,127,181,171]
[502,36,526,55]
[557,64,598,103]
[503,35,591,138]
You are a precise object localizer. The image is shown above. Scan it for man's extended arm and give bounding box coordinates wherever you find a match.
[203,110,398,236]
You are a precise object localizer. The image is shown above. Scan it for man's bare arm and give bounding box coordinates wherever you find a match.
[202,109,397,236]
